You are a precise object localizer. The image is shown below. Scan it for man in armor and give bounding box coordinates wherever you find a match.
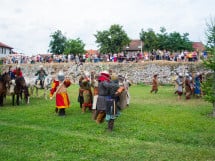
[35,65,47,89]
[96,71,110,124]
[105,73,122,132]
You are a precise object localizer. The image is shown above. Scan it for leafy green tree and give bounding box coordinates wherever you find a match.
[49,30,67,55]
[166,32,183,51]
[157,27,169,50]
[202,17,215,116]
[181,33,193,51]
[141,27,193,52]
[95,24,130,54]
[64,38,85,55]
[95,30,110,54]
[159,31,193,52]
[140,28,158,51]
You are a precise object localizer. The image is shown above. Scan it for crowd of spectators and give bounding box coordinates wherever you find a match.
[1,50,207,65]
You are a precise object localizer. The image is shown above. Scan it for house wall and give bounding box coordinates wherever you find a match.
[0,47,11,58]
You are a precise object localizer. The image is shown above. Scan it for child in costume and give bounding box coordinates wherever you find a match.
[50,71,71,116]
[150,74,158,93]
[81,78,92,113]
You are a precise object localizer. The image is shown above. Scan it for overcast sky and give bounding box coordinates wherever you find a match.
[0,0,214,55]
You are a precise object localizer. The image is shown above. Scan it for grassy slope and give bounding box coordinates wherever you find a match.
[0,85,214,161]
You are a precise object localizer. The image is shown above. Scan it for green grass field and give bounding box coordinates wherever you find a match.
[0,85,214,161]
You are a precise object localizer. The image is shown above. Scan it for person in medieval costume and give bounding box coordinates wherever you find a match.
[50,71,71,116]
[189,73,195,96]
[35,65,47,89]
[185,73,192,99]
[78,76,85,108]
[172,72,179,94]
[13,65,23,78]
[81,79,93,113]
[123,76,131,106]
[105,73,122,132]
[91,73,99,120]
[150,74,158,93]
[8,66,16,80]
[96,71,111,124]
[117,75,127,110]
[194,72,201,98]
[175,73,184,100]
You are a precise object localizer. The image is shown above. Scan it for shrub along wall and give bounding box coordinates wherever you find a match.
[2,61,209,84]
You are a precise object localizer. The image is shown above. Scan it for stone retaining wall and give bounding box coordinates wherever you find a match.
[1,61,208,84]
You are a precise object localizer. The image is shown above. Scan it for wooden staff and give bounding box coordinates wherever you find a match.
[50,76,72,100]
[113,100,116,115]
[50,81,64,100]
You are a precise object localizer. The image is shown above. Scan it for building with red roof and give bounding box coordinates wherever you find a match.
[0,42,13,58]
[123,39,143,53]
[192,42,205,52]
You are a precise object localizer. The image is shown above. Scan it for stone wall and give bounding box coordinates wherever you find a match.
[1,61,209,84]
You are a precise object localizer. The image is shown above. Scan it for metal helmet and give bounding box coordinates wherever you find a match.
[57,71,65,81]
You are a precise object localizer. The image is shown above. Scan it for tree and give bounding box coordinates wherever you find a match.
[95,24,130,54]
[158,31,193,52]
[64,38,85,55]
[141,27,193,52]
[157,27,169,50]
[140,28,158,51]
[181,33,193,51]
[202,17,215,116]
[49,30,67,55]
[94,30,110,54]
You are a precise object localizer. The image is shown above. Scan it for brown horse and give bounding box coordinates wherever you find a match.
[0,72,11,106]
[10,76,30,106]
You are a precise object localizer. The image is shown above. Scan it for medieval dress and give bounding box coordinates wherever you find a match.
[50,79,71,116]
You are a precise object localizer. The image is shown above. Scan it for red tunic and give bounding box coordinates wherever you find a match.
[50,79,71,109]
[13,69,23,77]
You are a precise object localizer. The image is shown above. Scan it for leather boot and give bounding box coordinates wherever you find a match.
[96,111,105,124]
[82,105,86,113]
[92,110,97,120]
[108,119,114,132]
[59,108,65,116]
